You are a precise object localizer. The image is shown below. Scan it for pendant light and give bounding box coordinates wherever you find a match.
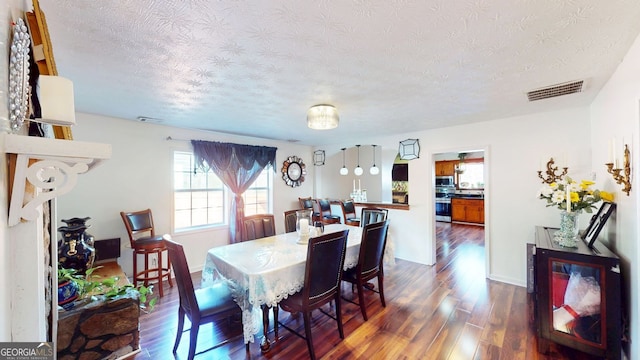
[369,145,380,175]
[354,145,363,176]
[339,148,348,175]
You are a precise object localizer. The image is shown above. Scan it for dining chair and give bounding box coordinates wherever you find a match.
[298,197,321,222]
[165,239,248,359]
[360,208,389,227]
[242,214,276,241]
[283,209,298,233]
[317,198,341,224]
[340,199,360,226]
[342,220,390,320]
[120,209,172,297]
[275,230,349,360]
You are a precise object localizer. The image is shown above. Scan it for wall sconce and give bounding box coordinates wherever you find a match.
[313,150,325,166]
[339,148,348,175]
[606,144,632,196]
[399,138,420,160]
[354,145,363,176]
[537,157,568,184]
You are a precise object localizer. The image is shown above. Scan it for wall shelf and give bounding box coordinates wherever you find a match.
[3,133,111,226]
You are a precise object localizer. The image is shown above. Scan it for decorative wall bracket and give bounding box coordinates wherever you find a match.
[3,134,111,226]
[537,157,568,184]
[605,144,632,196]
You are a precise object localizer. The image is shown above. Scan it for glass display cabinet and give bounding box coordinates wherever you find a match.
[533,226,621,359]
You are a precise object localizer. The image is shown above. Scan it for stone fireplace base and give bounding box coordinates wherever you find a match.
[57,262,140,360]
[57,293,140,360]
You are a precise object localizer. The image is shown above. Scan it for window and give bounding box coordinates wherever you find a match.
[243,169,272,216]
[458,162,484,189]
[173,152,225,230]
[173,152,273,230]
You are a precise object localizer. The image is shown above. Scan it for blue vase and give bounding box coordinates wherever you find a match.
[58,218,96,274]
[58,280,79,310]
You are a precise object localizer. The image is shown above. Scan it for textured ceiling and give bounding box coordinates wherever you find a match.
[38,0,640,146]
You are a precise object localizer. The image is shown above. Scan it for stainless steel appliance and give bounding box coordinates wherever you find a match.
[435,185,455,222]
[435,176,455,187]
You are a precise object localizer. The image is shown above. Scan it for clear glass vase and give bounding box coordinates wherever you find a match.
[296,209,312,243]
[554,210,581,248]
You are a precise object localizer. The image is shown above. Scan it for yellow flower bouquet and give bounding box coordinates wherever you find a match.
[538,177,614,214]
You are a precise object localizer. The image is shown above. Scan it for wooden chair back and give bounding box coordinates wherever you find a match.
[359,220,390,277]
[120,209,155,247]
[339,200,359,225]
[299,197,315,211]
[165,239,198,315]
[303,230,349,307]
[243,214,276,241]
[360,208,388,227]
[284,210,298,233]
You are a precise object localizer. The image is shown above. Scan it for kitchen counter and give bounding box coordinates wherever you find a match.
[354,201,410,211]
[451,195,484,200]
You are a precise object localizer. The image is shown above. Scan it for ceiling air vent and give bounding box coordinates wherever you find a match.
[136,116,163,123]
[527,80,584,102]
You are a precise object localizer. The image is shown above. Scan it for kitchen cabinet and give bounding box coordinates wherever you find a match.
[451,198,484,224]
[435,161,455,176]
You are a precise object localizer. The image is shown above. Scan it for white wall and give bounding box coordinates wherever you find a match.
[0,0,30,342]
[317,106,594,284]
[590,31,640,359]
[56,113,314,276]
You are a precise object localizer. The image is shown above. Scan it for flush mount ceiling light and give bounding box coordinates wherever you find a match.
[369,145,380,175]
[307,104,339,130]
[354,145,363,176]
[339,148,348,176]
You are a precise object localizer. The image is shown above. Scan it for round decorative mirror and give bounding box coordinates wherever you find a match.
[281,156,306,187]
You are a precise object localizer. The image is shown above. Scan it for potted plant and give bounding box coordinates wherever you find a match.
[57,265,156,312]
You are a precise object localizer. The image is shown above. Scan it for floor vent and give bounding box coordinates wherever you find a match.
[527,80,584,101]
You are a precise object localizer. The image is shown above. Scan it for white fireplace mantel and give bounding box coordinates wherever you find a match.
[3,133,112,226]
[2,133,111,341]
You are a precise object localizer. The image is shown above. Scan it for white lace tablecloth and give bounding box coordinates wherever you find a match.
[201,224,363,344]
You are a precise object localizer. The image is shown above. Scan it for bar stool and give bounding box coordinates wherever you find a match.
[120,209,172,297]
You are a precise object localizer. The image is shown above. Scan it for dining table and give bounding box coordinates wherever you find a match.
[201,223,364,352]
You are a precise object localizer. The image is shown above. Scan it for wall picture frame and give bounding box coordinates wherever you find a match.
[313,150,325,166]
[399,138,420,160]
[581,201,616,248]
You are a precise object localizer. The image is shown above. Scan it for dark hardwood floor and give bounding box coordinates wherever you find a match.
[132,222,603,360]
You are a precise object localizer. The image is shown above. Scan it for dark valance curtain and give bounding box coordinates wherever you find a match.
[191,140,277,243]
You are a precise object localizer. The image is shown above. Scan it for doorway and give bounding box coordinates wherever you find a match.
[432,148,489,276]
